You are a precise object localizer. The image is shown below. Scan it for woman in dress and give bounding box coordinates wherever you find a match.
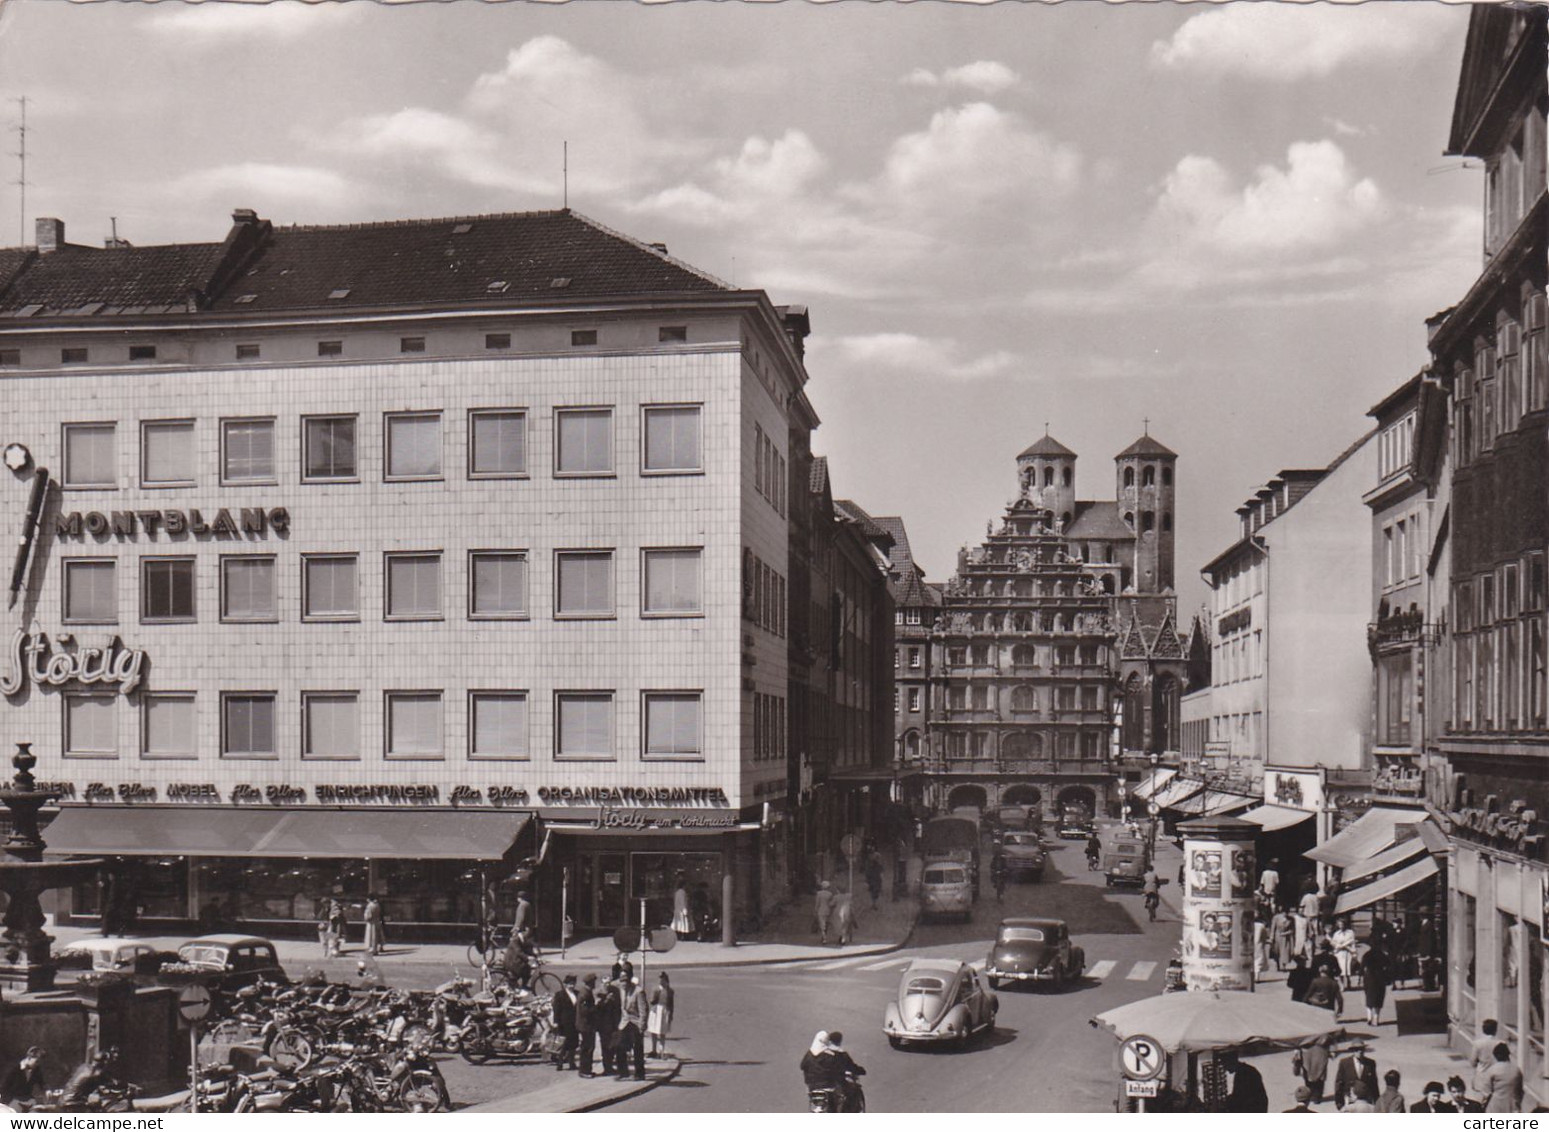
[1359,938,1391,1026]
[647,972,675,1058]
[670,872,695,940]
[1331,918,1358,988]
[1271,908,1295,971]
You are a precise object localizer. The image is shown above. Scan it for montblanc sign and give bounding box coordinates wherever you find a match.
[54,506,290,540]
[0,630,147,696]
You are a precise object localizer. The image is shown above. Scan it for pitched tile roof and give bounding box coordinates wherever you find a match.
[1065,500,1134,540]
[809,455,830,495]
[1116,434,1177,459]
[834,498,891,541]
[1018,434,1075,459]
[0,242,224,317]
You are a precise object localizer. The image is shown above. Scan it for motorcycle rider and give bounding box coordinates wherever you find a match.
[1143,867,1161,923]
[1085,832,1102,871]
[989,850,1007,902]
[62,1048,125,1112]
[503,928,539,989]
[799,1030,865,1112]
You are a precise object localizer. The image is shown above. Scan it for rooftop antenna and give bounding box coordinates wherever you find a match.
[562,140,568,210]
[12,95,28,247]
[110,217,118,244]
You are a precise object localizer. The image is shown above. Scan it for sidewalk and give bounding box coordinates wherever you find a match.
[464,1057,681,1113]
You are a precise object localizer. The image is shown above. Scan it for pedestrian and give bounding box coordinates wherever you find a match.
[865,852,884,911]
[647,973,675,1058]
[1293,1034,1330,1104]
[1220,1051,1268,1113]
[835,890,856,945]
[691,882,712,939]
[363,894,383,956]
[1481,1042,1524,1112]
[1304,965,1343,1018]
[1297,885,1320,951]
[1271,907,1294,971]
[597,976,623,1075]
[1332,1041,1377,1110]
[1252,906,1268,975]
[1359,936,1390,1026]
[1471,1019,1500,1090]
[575,973,599,1078]
[1343,1081,1376,1113]
[551,975,578,1071]
[1316,886,1337,939]
[1286,955,1313,1003]
[1330,917,1357,987]
[610,953,635,984]
[617,977,648,1081]
[1311,940,1340,980]
[1411,1081,1454,1112]
[316,904,333,960]
[1283,1085,1315,1113]
[814,880,836,945]
[670,873,694,940]
[1258,858,1281,909]
[512,890,533,936]
[1448,1075,1484,1113]
[1374,1068,1406,1113]
[0,1047,47,1110]
[327,897,347,957]
[1142,869,1160,923]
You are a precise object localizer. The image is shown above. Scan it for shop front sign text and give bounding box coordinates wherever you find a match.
[597,808,739,831]
[55,507,291,540]
[538,786,730,807]
[0,630,147,696]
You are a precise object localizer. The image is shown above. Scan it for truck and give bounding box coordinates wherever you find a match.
[922,813,982,898]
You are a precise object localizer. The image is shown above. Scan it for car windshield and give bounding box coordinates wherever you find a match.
[999,927,1046,942]
[905,976,947,994]
[1005,834,1038,846]
[178,945,229,966]
[924,868,965,884]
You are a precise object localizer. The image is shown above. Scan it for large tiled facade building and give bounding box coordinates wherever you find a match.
[0,206,889,939]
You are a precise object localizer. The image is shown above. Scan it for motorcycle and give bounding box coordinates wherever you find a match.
[458,992,557,1063]
[808,1072,866,1113]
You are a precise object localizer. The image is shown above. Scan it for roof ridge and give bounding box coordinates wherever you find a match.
[279,208,571,234]
[565,209,733,291]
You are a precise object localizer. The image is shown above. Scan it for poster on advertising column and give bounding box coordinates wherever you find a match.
[1182,833,1255,992]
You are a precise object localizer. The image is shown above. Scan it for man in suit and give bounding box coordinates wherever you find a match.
[1448,1076,1485,1113]
[1219,1052,1268,1112]
[1411,1081,1455,1112]
[1295,1034,1331,1103]
[550,974,578,1072]
[575,974,599,1078]
[1333,1042,1378,1110]
[616,977,649,1082]
[597,978,624,1076]
[1283,1085,1315,1113]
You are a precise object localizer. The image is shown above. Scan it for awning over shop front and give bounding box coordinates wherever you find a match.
[1129,768,1177,802]
[1150,777,1206,810]
[1342,822,1439,883]
[1170,789,1257,817]
[43,807,282,857]
[1334,856,1439,915]
[1240,804,1316,832]
[253,811,529,860]
[1305,806,1427,869]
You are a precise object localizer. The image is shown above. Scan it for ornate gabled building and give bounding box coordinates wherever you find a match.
[923,432,1185,818]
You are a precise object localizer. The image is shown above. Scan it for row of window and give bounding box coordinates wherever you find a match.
[1453,554,1548,633]
[942,684,1106,712]
[60,548,705,624]
[1452,288,1548,469]
[61,688,709,761]
[743,550,787,638]
[1382,511,1425,590]
[751,693,787,762]
[0,325,698,370]
[751,423,787,517]
[1452,612,1548,734]
[895,687,924,714]
[59,405,705,489]
[1214,629,1264,686]
[940,730,1107,760]
[943,643,1106,667]
[1377,411,1417,483]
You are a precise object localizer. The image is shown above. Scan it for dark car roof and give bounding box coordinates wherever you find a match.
[998,917,1065,930]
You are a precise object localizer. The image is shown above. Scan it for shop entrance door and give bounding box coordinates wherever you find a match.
[577,852,629,928]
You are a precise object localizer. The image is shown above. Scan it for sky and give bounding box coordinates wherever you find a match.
[0,0,1481,617]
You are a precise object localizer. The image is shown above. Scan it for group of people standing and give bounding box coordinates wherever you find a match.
[1288,1025,1524,1113]
[548,962,675,1081]
[315,895,387,958]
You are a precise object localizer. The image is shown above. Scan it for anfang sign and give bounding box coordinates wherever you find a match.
[0,630,146,696]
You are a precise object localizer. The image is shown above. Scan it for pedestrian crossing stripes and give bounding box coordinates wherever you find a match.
[1086,960,1117,979]
[858,958,908,972]
[1126,961,1157,981]
[811,956,863,971]
[800,953,1163,981]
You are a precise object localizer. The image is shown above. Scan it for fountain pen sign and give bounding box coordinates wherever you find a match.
[0,630,147,697]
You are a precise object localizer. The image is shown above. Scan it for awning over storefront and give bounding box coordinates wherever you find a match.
[1130,768,1177,802]
[1334,855,1439,915]
[1305,806,1427,869]
[1170,789,1257,817]
[43,808,282,857]
[1342,822,1439,883]
[1240,804,1316,832]
[1150,777,1206,810]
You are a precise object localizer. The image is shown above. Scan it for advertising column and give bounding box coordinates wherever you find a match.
[1178,815,1256,992]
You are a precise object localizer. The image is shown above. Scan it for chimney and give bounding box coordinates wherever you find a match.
[35,218,64,253]
[232,208,260,226]
[647,242,668,256]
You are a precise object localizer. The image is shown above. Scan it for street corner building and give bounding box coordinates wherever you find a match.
[0,204,892,941]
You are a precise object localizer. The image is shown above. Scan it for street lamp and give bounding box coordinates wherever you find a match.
[1147,752,1160,855]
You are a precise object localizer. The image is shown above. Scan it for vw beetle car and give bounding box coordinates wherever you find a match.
[999,831,1046,880]
[883,958,998,1049]
[984,917,1085,990]
[56,938,160,974]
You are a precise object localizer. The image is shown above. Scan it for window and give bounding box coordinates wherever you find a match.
[317,340,343,357]
[555,408,612,475]
[484,333,511,350]
[905,608,922,626]
[61,347,88,364]
[142,558,195,621]
[907,688,922,713]
[556,692,614,760]
[222,693,276,758]
[63,423,115,488]
[643,692,702,759]
[570,329,598,346]
[221,419,275,484]
[908,647,922,669]
[468,410,527,477]
[385,553,442,620]
[642,548,702,615]
[235,343,261,361]
[470,551,529,618]
[1378,653,1413,745]
[642,405,702,473]
[63,560,116,623]
[303,693,359,759]
[142,694,195,759]
[303,555,358,620]
[0,349,20,366]
[470,692,529,759]
[64,694,116,757]
[386,692,443,758]
[385,412,442,480]
[303,415,357,480]
[221,556,276,622]
[129,344,157,362]
[658,325,688,343]
[399,336,426,354]
[556,550,614,617]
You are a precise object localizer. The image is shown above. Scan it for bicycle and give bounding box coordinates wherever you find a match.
[465,924,511,970]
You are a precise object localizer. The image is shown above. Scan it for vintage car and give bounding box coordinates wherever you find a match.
[1103,837,1150,888]
[984,917,1086,990]
[161,934,289,993]
[56,938,162,974]
[919,863,974,923]
[999,831,1046,881]
[1055,807,1095,840]
[882,958,998,1049]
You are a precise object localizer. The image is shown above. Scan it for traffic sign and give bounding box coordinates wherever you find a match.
[1119,1034,1165,1081]
[1125,1079,1160,1098]
[1147,800,1160,817]
[840,833,862,859]
[648,928,678,953]
[612,926,642,954]
[177,984,212,1023]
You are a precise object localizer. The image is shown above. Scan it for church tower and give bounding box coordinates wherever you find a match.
[1114,431,1177,592]
[1016,433,1077,530]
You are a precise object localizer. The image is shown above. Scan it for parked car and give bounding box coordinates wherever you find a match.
[161,934,289,994]
[1103,837,1150,888]
[56,938,161,974]
[999,831,1046,880]
[882,958,998,1049]
[919,863,974,923]
[984,917,1085,991]
[1056,805,1095,840]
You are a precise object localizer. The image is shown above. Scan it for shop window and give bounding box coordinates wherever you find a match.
[303,554,358,620]
[142,694,196,759]
[303,693,359,759]
[221,555,277,623]
[470,691,529,759]
[302,415,357,481]
[64,694,116,758]
[469,551,529,619]
[468,410,527,477]
[556,550,614,618]
[643,692,703,760]
[63,559,116,623]
[556,692,614,760]
[141,420,196,487]
[385,552,442,620]
[222,693,276,758]
[642,548,701,615]
[386,691,443,759]
[221,418,275,484]
[555,407,613,475]
[142,557,196,622]
[1501,912,1521,1033]
[384,412,442,480]
[642,405,702,473]
[63,422,116,488]
[1457,892,1478,1028]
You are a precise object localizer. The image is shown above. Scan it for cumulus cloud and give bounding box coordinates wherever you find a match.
[1151,3,1459,81]
[170,162,356,207]
[150,1,363,41]
[902,61,1021,95]
[818,332,1020,382]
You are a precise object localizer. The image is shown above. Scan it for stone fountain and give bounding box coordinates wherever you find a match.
[1,743,103,992]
